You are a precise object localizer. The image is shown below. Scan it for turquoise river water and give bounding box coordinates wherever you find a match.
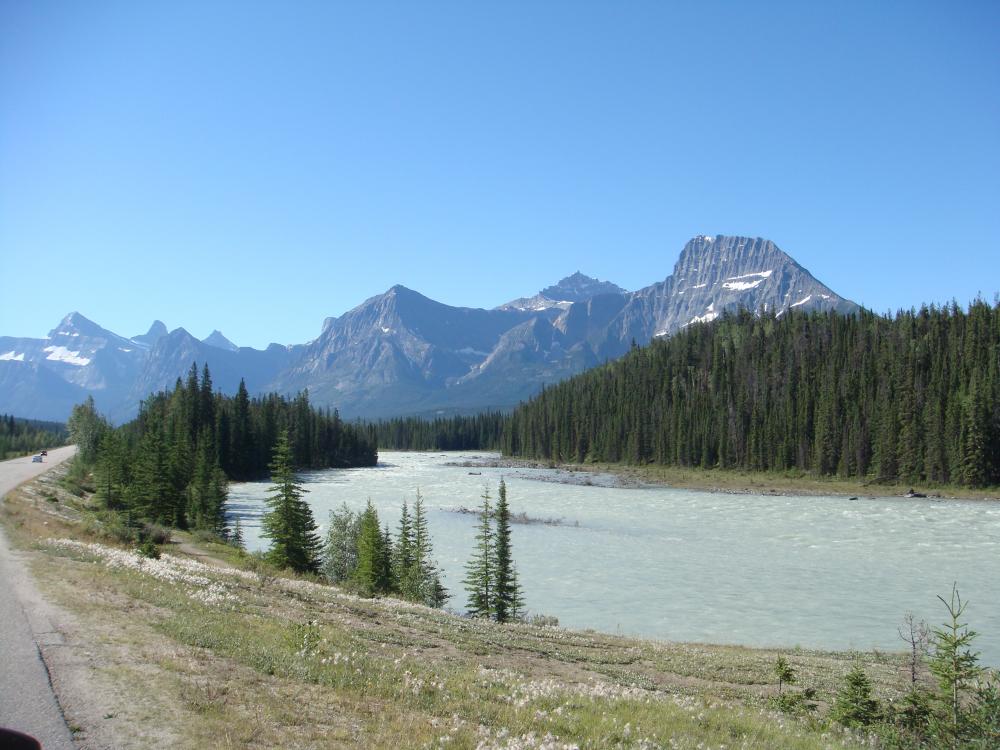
[229,451,1000,664]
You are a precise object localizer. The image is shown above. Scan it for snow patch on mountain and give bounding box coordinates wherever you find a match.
[0,351,25,361]
[43,345,91,366]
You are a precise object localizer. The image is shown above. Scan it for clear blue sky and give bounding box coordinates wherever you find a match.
[2,1,998,348]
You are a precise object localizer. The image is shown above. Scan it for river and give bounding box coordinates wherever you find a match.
[229,451,1000,664]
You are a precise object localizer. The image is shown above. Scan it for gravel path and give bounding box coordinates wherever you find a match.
[0,445,77,749]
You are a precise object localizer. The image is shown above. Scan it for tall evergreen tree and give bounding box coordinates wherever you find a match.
[261,430,321,573]
[353,501,392,596]
[412,490,448,607]
[492,479,522,623]
[463,486,494,618]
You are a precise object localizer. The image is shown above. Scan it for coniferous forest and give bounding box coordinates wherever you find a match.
[502,301,1000,487]
[370,412,506,451]
[0,414,68,459]
[74,363,377,533]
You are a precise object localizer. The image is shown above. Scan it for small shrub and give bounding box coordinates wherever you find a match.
[141,523,172,545]
[525,613,560,627]
[137,538,160,559]
[830,663,880,727]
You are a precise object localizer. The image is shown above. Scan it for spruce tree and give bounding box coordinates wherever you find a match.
[412,490,448,607]
[463,486,493,618]
[261,430,321,573]
[353,501,387,596]
[394,499,418,599]
[230,517,245,550]
[492,478,522,623]
[929,584,983,745]
[831,664,880,727]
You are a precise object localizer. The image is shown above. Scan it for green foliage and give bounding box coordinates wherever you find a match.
[928,584,984,746]
[504,301,1000,487]
[353,501,390,596]
[967,680,1000,747]
[229,517,245,551]
[321,493,447,606]
[463,486,493,619]
[77,364,376,534]
[410,490,448,607]
[371,412,507,451]
[321,503,360,584]
[462,482,522,622]
[774,655,795,695]
[67,396,108,464]
[831,664,880,727]
[492,479,522,623]
[0,413,68,459]
[261,430,321,574]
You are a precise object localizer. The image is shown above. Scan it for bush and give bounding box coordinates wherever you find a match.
[137,538,160,559]
[141,523,171,545]
[831,664,880,727]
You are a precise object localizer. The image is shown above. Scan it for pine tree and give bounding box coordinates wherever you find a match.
[492,478,522,623]
[230,517,245,550]
[412,490,448,607]
[928,584,983,746]
[96,429,127,509]
[830,663,880,727]
[463,486,493,618]
[353,501,391,596]
[394,499,418,599]
[261,430,321,573]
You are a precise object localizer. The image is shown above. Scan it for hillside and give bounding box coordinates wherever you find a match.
[0,235,856,422]
[502,300,1000,488]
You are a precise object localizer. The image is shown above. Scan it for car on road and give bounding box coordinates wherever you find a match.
[31,455,43,463]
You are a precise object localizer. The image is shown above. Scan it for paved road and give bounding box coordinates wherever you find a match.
[0,445,77,749]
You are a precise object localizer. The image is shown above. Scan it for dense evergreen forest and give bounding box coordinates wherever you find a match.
[72,363,377,533]
[0,414,68,459]
[502,301,1000,488]
[371,412,506,451]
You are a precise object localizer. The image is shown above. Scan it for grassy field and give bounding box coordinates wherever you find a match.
[1,464,926,749]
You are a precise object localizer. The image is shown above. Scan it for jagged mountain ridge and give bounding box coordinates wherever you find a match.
[0,236,858,421]
[499,272,627,312]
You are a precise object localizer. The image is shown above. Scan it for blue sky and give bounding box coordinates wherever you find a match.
[2,1,998,348]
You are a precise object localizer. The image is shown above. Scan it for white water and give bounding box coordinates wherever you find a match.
[229,451,1000,664]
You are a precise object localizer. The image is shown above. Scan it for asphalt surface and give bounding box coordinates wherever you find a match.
[0,445,78,750]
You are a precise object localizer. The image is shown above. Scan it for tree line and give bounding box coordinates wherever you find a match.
[502,300,1000,487]
[0,414,68,459]
[369,412,506,451]
[70,363,377,535]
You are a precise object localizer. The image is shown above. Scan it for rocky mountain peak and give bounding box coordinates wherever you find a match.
[539,272,627,302]
[202,329,239,351]
[48,311,113,340]
[500,272,626,312]
[131,320,168,347]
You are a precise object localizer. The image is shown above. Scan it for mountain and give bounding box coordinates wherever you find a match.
[131,320,168,348]
[0,235,858,422]
[202,330,239,351]
[121,328,301,422]
[499,271,626,312]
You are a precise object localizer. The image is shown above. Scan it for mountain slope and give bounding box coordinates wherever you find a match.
[1,235,858,421]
